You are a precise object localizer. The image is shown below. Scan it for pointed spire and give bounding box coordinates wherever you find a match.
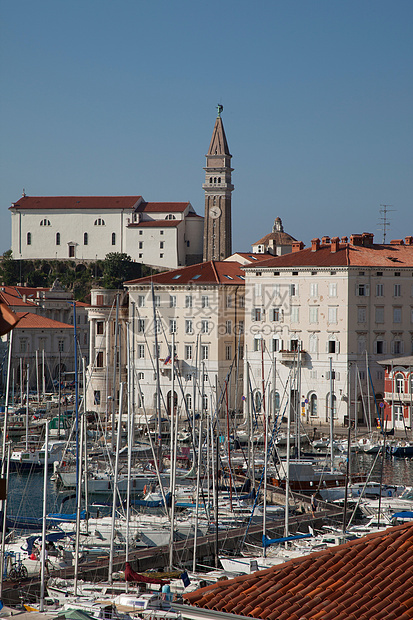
[207,114,231,157]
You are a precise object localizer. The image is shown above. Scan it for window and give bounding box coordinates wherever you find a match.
[137,319,145,333]
[356,284,369,296]
[56,232,60,246]
[309,333,318,353]
[310,283,318,297]
[226,295,232,308]
[40,219,51,226]
[185,345,192,360]
[329,283,337,297]
[137,344,145,358]
[394,284,401,297]
[393,307,402,323]
[139,241,143,249]
[186,394,192,410]
[160,230,164,235]
[166,214,176,220]
[374,339,386,354]
[225,345,232,360]
[96,321,104,335]
[328,340,337,354]
[291,306,299,323]
[94,391,101,405]
[395,375,404,394]
[153,344,160,358]
[226,320,232,334]
[56,339,64,352]
[237,320,244,334]
[357,307,367,323]
[201,296,209,308]
[138,372,144,380]
[328,307,338,324]
[309,307,318,324]
[271,308,280,321]
[185,295,193,308]
[254,337,263,352]
[69,245,75,257]
[159,253,164,259]
[271,338,280,352]
[154,295,160,307]
[254,391,262,413]
[27,232,31,245]
[154,319,161,334]
[290,284,298,296]
[273,284,280,297]
[169,319,177,334]
[96,351,104,367]
[376,283,384,297]
[201,320,209,334]
[201,345,209,360]
[137,295,145,307]
[185,319,193,334]
[112,233,116,245]
[239,296,245,308]
[375,307,384,323]
[255,283,262,297]
[19,339,27,353]
[310,394,318,416]
[290,339,299,351]
[392,339,404,355]
[170,295,176,308]
[139,230,143,235]
[357,336,366,354]
[94,218,105,226]
[253,308,263,321]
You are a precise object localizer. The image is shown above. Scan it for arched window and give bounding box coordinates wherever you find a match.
[310,393,318,416]
[218,177,221,183]
[84,232,88,245]
[40,219,51,226]
[209,177,213,184]
[111,232,116,245]
[94,218,105,226]
[56,232,60,246]
[275,391,280,412]
[186,393,192,411]
[214,177,217,183]
[395,374,404,394]
[27,232,31,245]
[166,214,176,220]
[254,390,262,413]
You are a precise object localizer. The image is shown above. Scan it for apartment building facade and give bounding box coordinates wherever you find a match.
[243,233,413,429]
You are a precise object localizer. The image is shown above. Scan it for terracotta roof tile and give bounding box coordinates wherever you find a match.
[184,522,413,619]
[15,313,73,329]
[136,202,191,213]
[10,196,142,210]
[243,239,413,269]
[125,260,246,286]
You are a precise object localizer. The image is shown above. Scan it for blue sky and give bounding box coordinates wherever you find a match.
[1,0,412,256]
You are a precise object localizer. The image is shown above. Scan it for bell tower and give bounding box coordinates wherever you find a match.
[203,106,234,261]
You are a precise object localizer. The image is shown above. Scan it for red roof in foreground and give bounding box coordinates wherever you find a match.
[9,196,142,210]
[184,522,413,619]
[125,261,246,286]
[14,313,73,330]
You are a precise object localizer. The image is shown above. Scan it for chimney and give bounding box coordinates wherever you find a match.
[311,238,320,252]
[405,236,413,246]
[350,234,363,246]
[362,232,374,246]
[331,237,340,253]
[390,239,404,245]
[341,236,348,244]
[321,236,331,245]
[292,241,304,253]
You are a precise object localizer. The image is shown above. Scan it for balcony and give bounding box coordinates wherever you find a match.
[279,350,308,365]
[384,392,413,403]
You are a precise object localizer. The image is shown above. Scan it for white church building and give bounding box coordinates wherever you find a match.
[9,194,204,269]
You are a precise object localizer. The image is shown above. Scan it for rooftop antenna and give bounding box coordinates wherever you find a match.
[379,204,395,244]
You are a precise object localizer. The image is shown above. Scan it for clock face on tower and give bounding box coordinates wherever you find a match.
[210,205,221,219]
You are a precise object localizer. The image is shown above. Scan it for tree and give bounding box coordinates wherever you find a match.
[102,253,141,289]
[0,250,19,285]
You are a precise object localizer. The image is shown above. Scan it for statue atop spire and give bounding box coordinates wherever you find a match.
[217,104,223,118]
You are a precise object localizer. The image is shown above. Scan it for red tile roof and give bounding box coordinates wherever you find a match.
[184,522,413,619]
[127,220,182,228]
[253,231,296,246]
[229,252,279,263]
[136,202,191,213]
[125,261,246,286]
[0,288,38,308]
[244,239,413,269]
[15,313,73,329]
[9,196,142,210]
